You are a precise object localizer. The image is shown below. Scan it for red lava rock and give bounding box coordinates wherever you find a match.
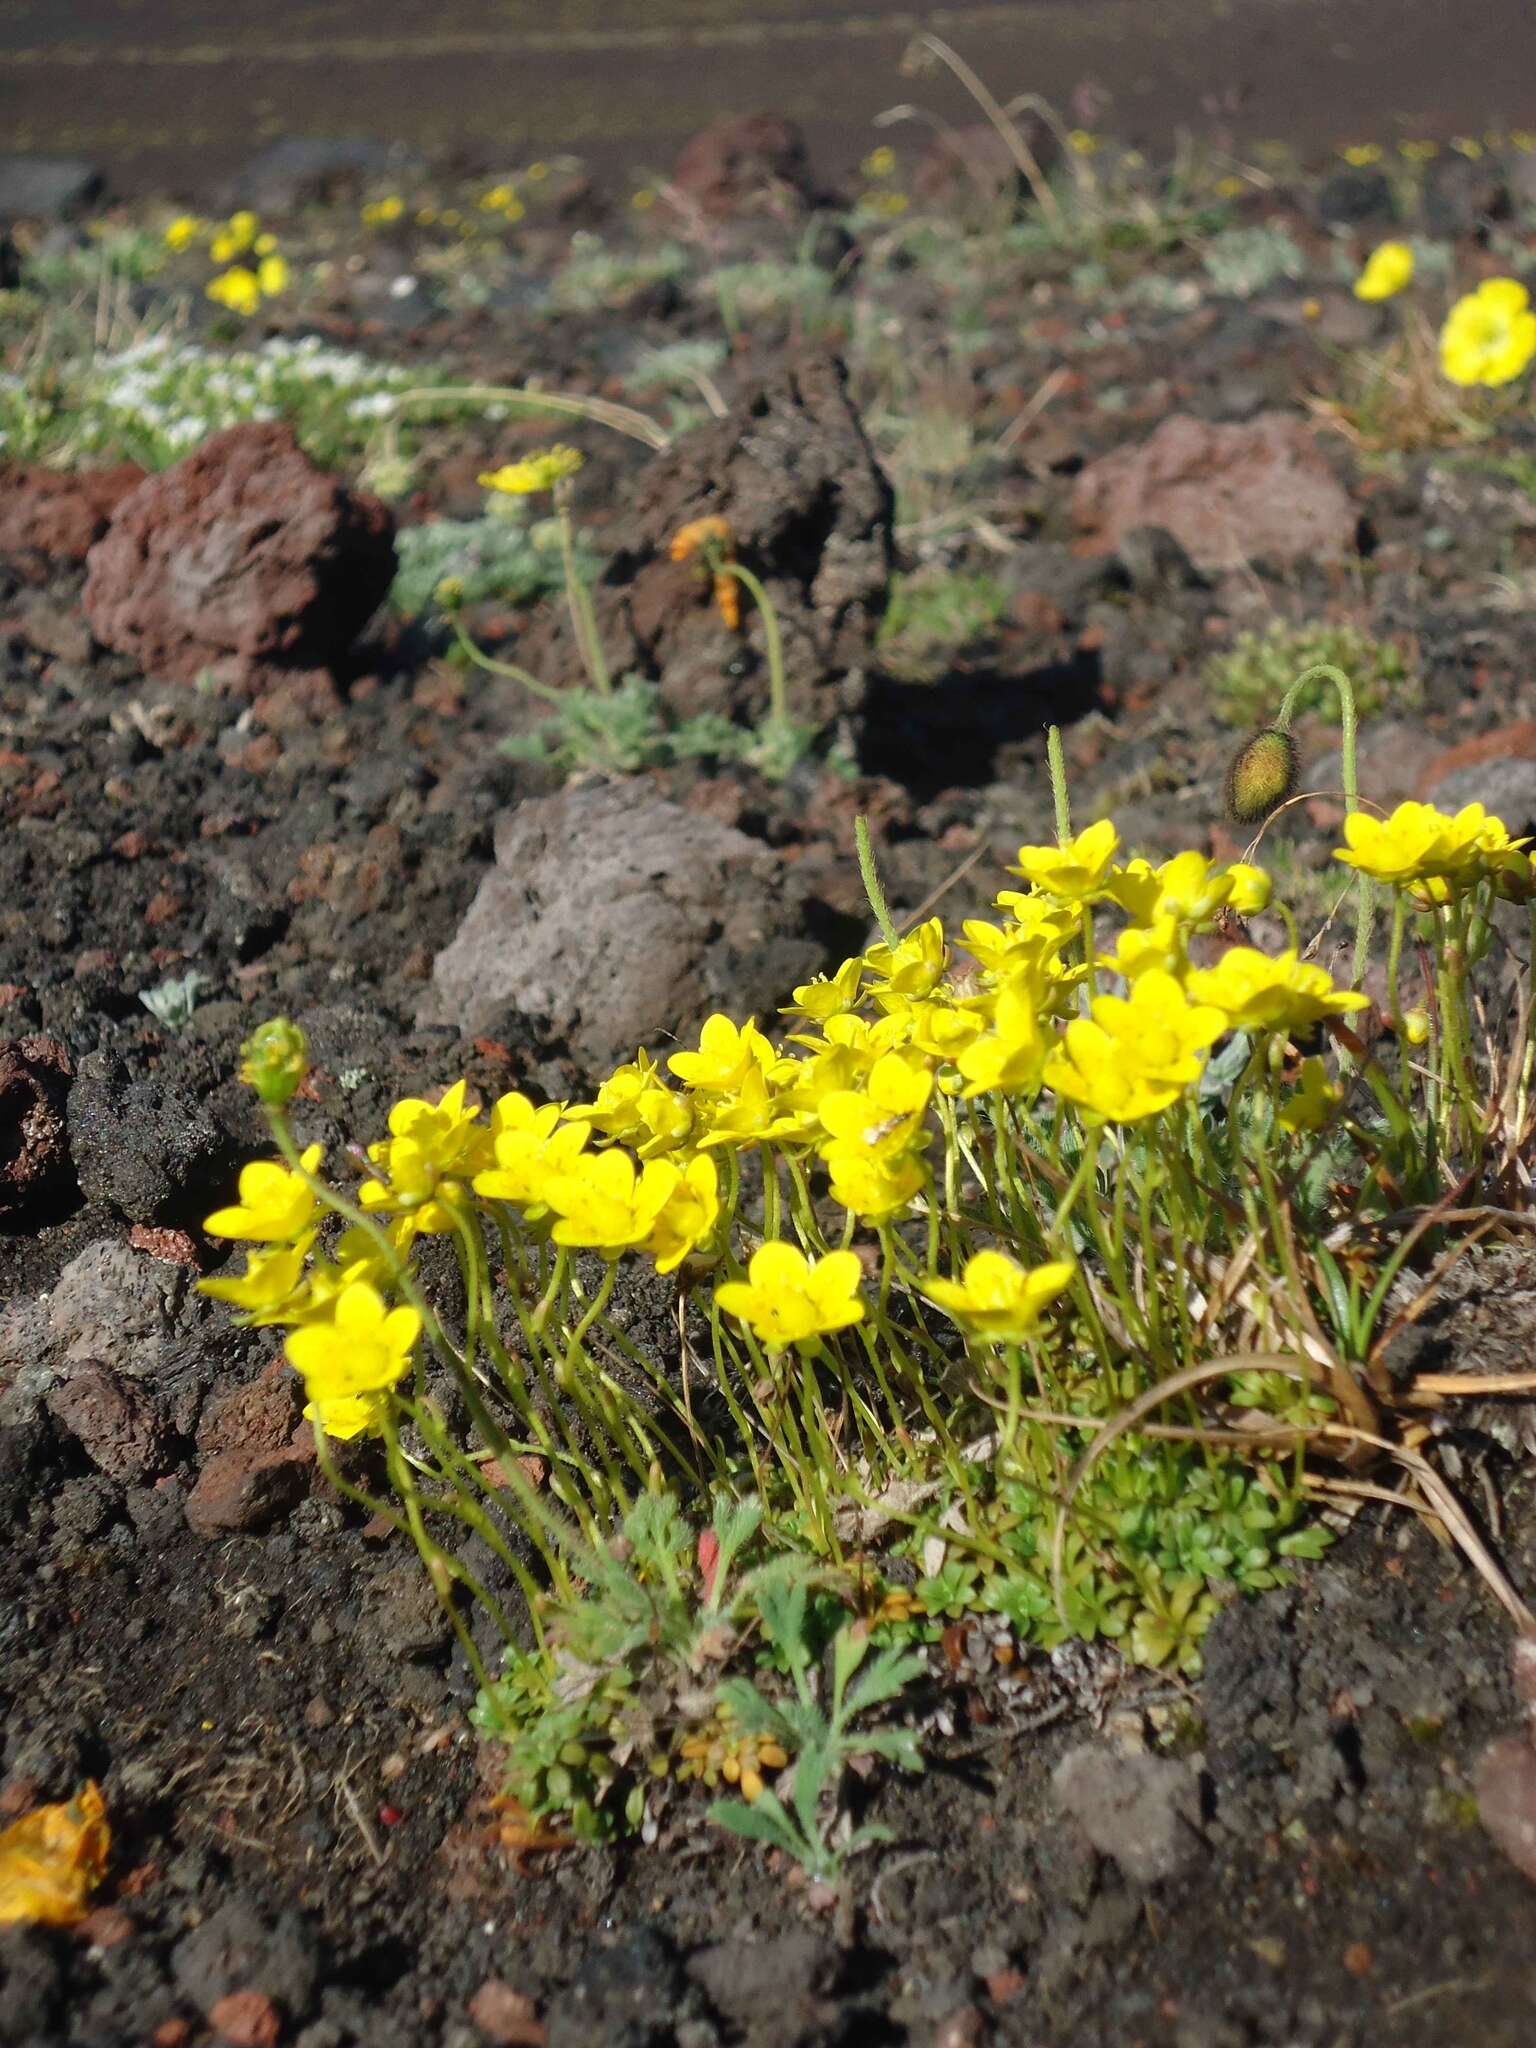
[77,1905,135,1949]
[0,1032,73,1215]
[184,1446,311,1538]
[1071,413,1359,572]
[127,1224,201,1265]
[198,1360,305,1458]
[0,460,146,583]
[208,1989,282,2048]
[1417,719,1536,795]
[671,112,813,218]
[46,1360,169,1481]
[1475,1732,1536,1882]
[1342,1942,1374,1977]
[984,1967,1026,2004]
[82,422,396,691]
[466,1979,545,2046]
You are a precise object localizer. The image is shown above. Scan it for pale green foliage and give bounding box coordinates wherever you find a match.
[1200,224,1306,299]
[391,505,595,617]
[1207,621,1414,726]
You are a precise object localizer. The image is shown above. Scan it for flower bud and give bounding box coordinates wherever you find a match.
[1224,727,1299,826]
[240,1017,309,1106]
[434,574,466,613]
[1402,1008,1431,1046]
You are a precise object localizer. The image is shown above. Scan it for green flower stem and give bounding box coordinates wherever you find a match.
[1046,724,1073,845]
[855,813,900,952]
[1273,663,1371,987]
[556,496,611,696]
[717,559,787,728]
[383,1423,495,1694]
[707,1299,772,1503]
[450,617,565,705]
[759,1144,781,1240]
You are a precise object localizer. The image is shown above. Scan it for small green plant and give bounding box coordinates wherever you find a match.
[710,1574,925,1881]
[547,233,688,313]
[1200,224,1305,299]
[1206,621,1412,727]
[139,969,209,1030]
[391,504,595,619]
[877,568,1006,677]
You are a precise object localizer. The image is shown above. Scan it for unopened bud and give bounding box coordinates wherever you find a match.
[239,1017,309,1106]
[1224,727,1299,827]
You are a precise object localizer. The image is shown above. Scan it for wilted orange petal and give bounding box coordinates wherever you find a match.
[0,1781,111,1927]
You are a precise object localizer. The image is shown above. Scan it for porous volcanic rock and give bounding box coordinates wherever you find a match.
[82,422,396,688]
[1071,412,1359,573]
[671,112,815,218]
[521,355,893,726]
[426,780,838,1074]
[0,463,146,585]
[0,1034,73,1216]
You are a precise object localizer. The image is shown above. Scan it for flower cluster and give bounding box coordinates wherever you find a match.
[1334,798,1530,904]
[479,445,585,496]
[203,816,1398,1441]
[163,208,291,317]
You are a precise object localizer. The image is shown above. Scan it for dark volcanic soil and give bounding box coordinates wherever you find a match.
[6,130,1536,2048]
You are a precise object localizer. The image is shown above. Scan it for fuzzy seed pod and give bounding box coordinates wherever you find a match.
[1224,727,1299,826]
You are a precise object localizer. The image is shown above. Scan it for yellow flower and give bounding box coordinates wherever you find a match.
[921,1251,1075,1344]
[645,1153,721,1274]
[782,957,864,1023]
[861,146,898,179]
[1277,1056,1343,1135]
[668,1014,776,1093]
[361,1080,489,1232]
[1354,241,1414,301]
[1227,862,1272,915]
[1068,129,1102,156]
[472,1098,588,1216]
[478,445,585,495]
[1333,800,1528,900]
[210,209,259,261]
[1450,136,1483,160]
[690,1065,801,1151]
[822,1145,926,1220]
[1043,971,1225,1124]
[1397,139,1439,163]
[205,1144,323,1241]
[1100,916,1185,982]
[630,187,658,211]
[480,183,516,211]
[544,1149,680,1256]
[1186,947,1368,1036]
[163,213,205,251]
[362,195,405,225]
[817,1050,933,1161]
[1339,143,1383,166]
[715,1243,865,1350]
[1009,820,1119,904]
[198,1240,313,1323]
[1440,278,1536,388]
[205,266,261,316]
[953,983,1046,1098]
[257,253,289,297]
[864,917,948,1005]
[285,1280,421,1439]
